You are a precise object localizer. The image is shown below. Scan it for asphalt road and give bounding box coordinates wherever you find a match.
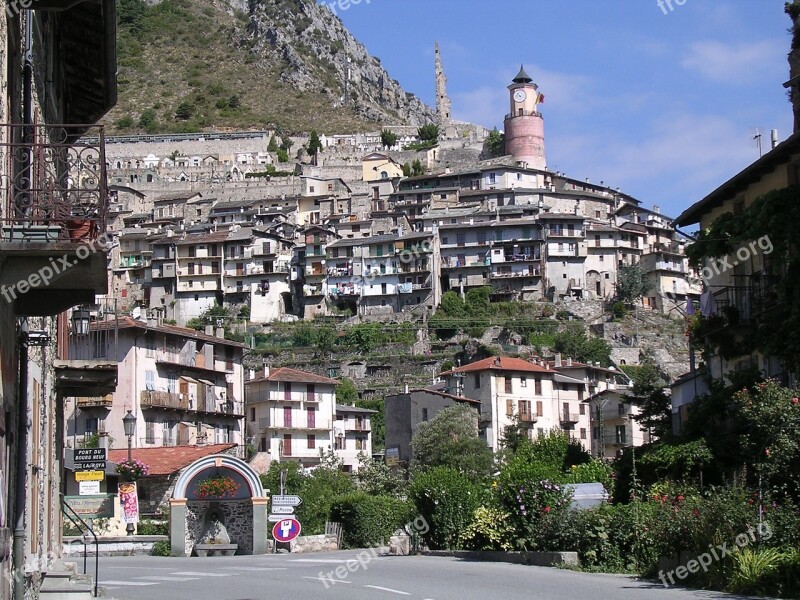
[97,550,748,600]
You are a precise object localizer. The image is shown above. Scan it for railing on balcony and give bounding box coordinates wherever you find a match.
[559,412,580,428]
[66,297,119,362]
[519,413,538,423]
[76,395,113,408]
[140,390,189,410]
[0,124,107,243]
[347,422,371,432]
[266,391,322,403]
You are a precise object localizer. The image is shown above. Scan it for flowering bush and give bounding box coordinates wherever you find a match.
[194,475,240,499]
[115,458,149,481]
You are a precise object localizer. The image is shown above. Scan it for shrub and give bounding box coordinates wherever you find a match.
[150,540,171,556]
[462,506,514,551]
[728,547,790,596]
[611,301,628,320]
[409,467,485,550]
[330,492,412,549]
[137,519,168,536]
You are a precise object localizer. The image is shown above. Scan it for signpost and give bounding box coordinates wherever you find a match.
[74,448,106,473]
[75,470,104,482]
[271,505,295,514]
[64,495,114,519]
[271,495,302,507]
[79,481,101,496]
[271,518,301,543]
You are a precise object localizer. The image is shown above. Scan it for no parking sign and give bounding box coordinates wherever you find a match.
[272,517,301,542]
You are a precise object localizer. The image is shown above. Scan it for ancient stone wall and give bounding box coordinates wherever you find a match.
[185,500,254,556]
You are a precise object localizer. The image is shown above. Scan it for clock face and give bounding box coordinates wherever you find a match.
[513,89,527,103]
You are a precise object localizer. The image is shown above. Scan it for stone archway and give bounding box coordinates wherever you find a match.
[169,454,270,556]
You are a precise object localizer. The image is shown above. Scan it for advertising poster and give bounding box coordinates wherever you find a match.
[118,482,139,524]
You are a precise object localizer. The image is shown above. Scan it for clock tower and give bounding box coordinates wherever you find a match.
[503,65,546,170]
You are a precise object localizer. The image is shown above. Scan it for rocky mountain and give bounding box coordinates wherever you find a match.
[107,0,436,134]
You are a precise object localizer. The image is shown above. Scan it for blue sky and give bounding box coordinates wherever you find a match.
[326,0,792,218]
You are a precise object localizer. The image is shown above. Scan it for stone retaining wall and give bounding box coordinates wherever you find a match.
[288,534,338,553]
[63,536,167,557]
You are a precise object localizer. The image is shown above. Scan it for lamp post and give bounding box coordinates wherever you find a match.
[122,410,137,536]
[71,306,91,336]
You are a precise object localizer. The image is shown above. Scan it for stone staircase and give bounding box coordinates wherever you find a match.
[39,562,99,600]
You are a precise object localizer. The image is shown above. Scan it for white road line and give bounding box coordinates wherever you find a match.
[220,566,289,571]
[364,585,411,595]
[171,571,232,577]
[100,581,159,587]
[302,576,352,584]
[292,558,356,563]
[135,576,199,582]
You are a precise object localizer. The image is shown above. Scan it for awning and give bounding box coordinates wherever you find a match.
[180,376,199,384]
[197,378,216,386]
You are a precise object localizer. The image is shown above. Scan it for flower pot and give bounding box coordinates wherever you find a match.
[66,219,94,242]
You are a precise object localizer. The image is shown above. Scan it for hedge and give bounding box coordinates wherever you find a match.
[330,492,412,549]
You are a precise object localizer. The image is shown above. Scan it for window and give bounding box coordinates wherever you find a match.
[520,377,527,388]
[85,417,99,435]
[307,407,316,429]
[145,420,155,444]
[618,403,626,415]
[534,378,542,395]
[355,437,367,451]
[536,400,543,417]
[579,403,585,415]
[457,233,466,247]
[421,408,428,422]
[307,434,316,449]
[474,373,480,387]
[504,377,513,394]
[477,232,486,245]
[145,370,155,391]
[615,425,627,445]
[519,400,531,419]
[335,436,345,450]
[599,255,604,262]
[580,428,587,440]
[249,408,256,421]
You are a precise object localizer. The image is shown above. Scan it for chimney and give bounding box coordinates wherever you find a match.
[249,369,255,380]
[204,325,214,336]
[404,383,409,394]
[566,357,573,367]
[216,327,225,338]
[555,353,562,368]
[264,364,270,378]
[771,129,779,149]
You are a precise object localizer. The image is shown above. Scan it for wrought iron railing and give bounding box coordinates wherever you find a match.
[61,494,98,597]
[0,124,107,242]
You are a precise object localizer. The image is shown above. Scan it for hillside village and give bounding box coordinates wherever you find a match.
[4,1,800,599]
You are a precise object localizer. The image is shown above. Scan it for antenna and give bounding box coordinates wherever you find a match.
[754,128,763,157]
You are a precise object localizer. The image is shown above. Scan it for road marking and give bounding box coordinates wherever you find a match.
[171,571,232,577]
[136,576,199,582]
[220,566,289,571]
[364,585,411,595]
[303,576,352,584]
[292,558,386,563]
[100,580,159,586]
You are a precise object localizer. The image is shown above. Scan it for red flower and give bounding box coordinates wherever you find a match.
[792,397,799,405]
[543,506,551,513]
[692,509,700,517]
[677,495,685,502]
[765,448,771,457]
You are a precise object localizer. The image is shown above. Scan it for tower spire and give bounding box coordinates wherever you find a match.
[435,41,452,138]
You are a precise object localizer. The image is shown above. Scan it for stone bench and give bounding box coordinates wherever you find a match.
[194,544,238,557]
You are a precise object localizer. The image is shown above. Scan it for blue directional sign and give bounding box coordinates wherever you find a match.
[272,517,301,543]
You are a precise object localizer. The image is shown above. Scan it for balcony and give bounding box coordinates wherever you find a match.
[491,268,541,279]
[271,421,332,432]
[264,391,323,403]
[548,229,585,238]
[76,394,113,408]
[519,413,538,423]
[559,412,580,428]
[0,124,111,316]
[347,422,371,432]
[501,253,541,263]
[140,390,189,410]
[225,283,252,294]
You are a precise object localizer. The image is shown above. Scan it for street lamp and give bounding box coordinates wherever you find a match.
[71,307,92,336]
[122,410,137,536]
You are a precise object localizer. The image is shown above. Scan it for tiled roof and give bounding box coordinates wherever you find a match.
[92,316,246,348]
[247,367,338,386]
[107,444,237,476]
[410,388,482,405]
[441,356,554,376]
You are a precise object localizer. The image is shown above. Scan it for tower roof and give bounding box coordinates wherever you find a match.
[512,65,533,84]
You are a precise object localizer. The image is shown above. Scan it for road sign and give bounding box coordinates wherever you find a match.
[268,514,288,522]
[272,518,301,542]
[74,448,106,463]
[270,505,294,514]
[75,470,104,482]
[64,495,114,519]
[75,461,106,471]
[271,495,302,507]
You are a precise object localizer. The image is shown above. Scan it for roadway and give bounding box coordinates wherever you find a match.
[97,550,744,600]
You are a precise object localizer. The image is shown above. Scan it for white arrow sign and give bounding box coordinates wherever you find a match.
[268,514,289,522]
[271,505,295,514]
[272,495,302,507]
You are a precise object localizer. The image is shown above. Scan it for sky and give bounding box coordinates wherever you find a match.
[325,0,792,219]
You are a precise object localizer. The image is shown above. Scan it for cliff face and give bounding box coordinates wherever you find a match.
[106,0,435,134]
[245,0,435,126]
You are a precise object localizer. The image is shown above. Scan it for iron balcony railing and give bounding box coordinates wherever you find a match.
[0,124,107,243]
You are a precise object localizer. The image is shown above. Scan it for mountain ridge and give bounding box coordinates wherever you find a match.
[108,0,436,135]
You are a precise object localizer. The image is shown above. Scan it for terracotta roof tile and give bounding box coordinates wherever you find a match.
[246,367,339,386]
[441,356,554,376]
[107,444,237,476]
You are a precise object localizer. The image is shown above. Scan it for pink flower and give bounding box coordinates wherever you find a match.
[543,506,551,513]
[792,397,799,405]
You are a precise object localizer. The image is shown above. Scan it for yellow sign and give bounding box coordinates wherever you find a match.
[75,470,104,482]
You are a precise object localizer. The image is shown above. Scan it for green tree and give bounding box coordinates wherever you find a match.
[175,101,194,120]
[411,403,493,479]
[484,127,505,157]
[280,134,293,152]
[335,378,359,405]
[276,148,289,163]
[227,94,241,109]
[116,115,134,129]
[418,124,440,142]
[291,321,316,347]
[621,363,671,441]
[380,129,398,149]
[553,322,612,366]
[315,325,337,355]
[138,108,158,132]
[267,135,279,152]
[355,453,406,496]
[307,130,323,156]
[616,262,653,305]
[411,159,424,175]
